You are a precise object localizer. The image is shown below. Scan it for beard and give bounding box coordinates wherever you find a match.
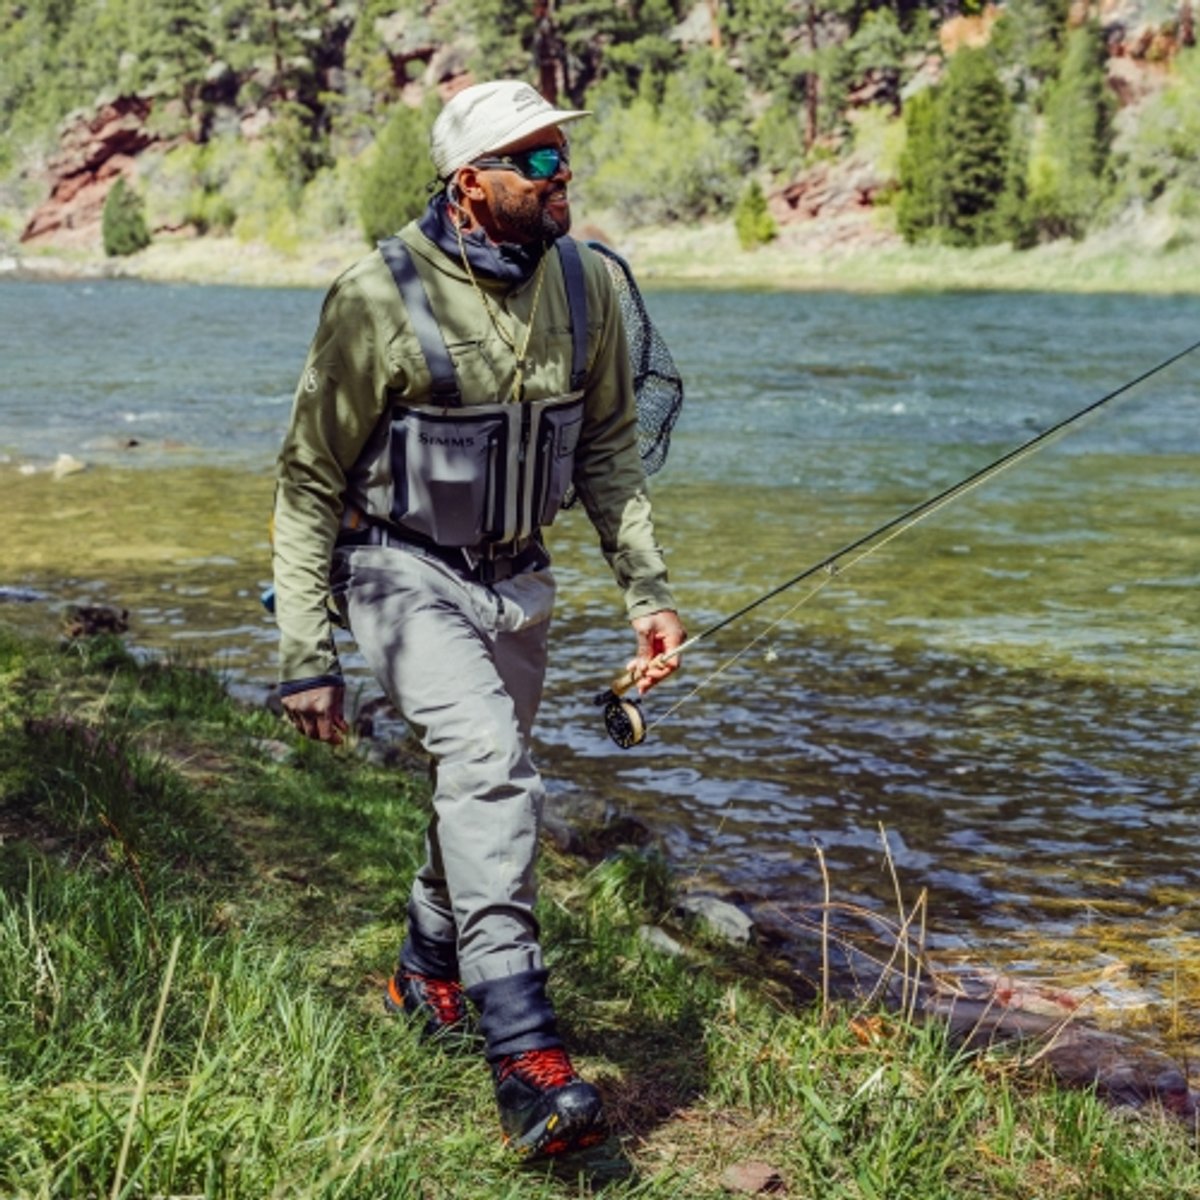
[491,177,571,243]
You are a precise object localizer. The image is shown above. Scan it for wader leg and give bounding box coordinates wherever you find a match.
[344,547,552,991]
[402,611,548,980]
[400,828,458,979]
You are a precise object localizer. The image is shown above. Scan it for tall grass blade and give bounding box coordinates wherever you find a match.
[110,933,181,1200]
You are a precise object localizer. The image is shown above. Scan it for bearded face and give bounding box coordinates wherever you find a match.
[486,171,572,244]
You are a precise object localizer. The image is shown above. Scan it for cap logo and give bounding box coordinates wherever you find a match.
[512,85,545,112]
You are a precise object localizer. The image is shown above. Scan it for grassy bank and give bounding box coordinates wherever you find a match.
[11,210,1200,295]
[1,626,1197,1198]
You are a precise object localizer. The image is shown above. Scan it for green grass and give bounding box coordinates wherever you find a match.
[0,626,1196,1198]
[616,219,1200,296]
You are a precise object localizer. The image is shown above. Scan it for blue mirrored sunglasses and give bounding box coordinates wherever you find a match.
[471,143,569,181]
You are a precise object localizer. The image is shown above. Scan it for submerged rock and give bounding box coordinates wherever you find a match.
[0,586,47,604]
[62,603,129,639]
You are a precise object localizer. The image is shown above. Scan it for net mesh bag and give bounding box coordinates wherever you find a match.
[587,240,683,478]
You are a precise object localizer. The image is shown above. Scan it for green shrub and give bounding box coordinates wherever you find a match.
[1022,23,1113,241]
[356,100,437,245]
[753,96,806,178]
[1107,49,1200,221]
[221,142,352,253]
[575,73,749,224]
[897,88,943,242]
[734,179,777,250]
[100,176,151,257]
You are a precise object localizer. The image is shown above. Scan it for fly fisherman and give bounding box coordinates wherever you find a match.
[271,79,685,1157]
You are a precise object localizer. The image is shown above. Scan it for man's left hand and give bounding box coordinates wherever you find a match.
[628,609,686,694]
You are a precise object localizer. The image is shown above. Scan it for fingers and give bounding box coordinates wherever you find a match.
[282,685,347,745]
[628,610,687,695]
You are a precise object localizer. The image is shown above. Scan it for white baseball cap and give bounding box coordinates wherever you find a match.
[430,80,590,179]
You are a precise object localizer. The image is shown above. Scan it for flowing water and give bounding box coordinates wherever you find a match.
[2,278,1198,1049]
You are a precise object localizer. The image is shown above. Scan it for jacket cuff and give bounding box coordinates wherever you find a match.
[279,674,345,697]
[627,592,678,621]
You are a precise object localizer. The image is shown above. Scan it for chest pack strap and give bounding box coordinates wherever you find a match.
[555,236,588,391]
[378,235,588,401]
[378,237,462,406]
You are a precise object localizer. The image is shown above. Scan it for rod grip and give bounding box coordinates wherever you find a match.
[610,638,691,697]
[609,668,638,697]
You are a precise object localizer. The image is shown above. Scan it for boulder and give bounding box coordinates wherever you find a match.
[637,924,685,957]
[677,893,755,945]
[769,155,888,224]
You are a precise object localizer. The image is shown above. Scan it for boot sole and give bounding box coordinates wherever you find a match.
[507,1106,607,1159]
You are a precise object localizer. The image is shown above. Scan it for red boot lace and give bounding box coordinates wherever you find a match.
[405,973,466,1026]
[497,1047,578,1090]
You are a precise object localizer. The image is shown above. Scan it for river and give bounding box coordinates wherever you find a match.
[2,276,1198,1049]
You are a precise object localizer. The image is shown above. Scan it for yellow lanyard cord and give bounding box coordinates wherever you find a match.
[455,218,549,403]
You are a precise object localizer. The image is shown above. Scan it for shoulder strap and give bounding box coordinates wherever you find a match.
[377,237,461,406]
[555,236,588,391]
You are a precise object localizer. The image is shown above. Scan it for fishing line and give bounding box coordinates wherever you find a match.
[597,336,1200,747]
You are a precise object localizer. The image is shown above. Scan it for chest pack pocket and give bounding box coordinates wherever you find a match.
[378,236,588,549]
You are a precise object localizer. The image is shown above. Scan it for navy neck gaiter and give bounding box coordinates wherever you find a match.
[418,193,547,284]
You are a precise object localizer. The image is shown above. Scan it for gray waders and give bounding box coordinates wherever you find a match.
[340,236,590,1058]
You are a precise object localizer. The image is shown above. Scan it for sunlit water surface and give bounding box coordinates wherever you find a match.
[2,278,1198,1047]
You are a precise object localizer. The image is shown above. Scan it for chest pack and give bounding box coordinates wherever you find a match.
[374,236,588,551]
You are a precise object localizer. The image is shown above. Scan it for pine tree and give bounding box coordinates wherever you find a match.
[734,179,777,249]
[996,110,1036,248]
[141,0,215,117]
[101,177,152,257]
[214,0,344,192]
[896,87,942,242]
[1025,22,1112,240]
[938,48,1012,246]
[990,0,1071,94]
[846,7,906,112]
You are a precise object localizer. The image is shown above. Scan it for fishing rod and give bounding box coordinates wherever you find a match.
[596,337,1200,748]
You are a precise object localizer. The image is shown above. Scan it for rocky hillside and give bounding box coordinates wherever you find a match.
[2,0,1196,264]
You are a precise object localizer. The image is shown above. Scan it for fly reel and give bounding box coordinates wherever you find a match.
[595,651,684,748]
[595,686,647,749]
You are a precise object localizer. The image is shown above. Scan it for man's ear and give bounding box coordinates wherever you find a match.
[454,166,486,201]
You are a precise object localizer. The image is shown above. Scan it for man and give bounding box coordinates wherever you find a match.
[271,78,685,1157]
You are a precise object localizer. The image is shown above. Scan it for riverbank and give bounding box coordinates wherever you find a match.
[1,625,1197,1197]
[7,209,1200,294]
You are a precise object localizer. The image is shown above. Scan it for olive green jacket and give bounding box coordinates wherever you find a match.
[272,223,676,684]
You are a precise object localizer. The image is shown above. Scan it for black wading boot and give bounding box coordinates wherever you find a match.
[468,968,606,1157]
[384,969,475,1043]
[492,1046,605,1158]
[384,926,477,1046]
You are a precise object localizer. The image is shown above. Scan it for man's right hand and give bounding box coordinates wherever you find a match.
[282,684,348,745]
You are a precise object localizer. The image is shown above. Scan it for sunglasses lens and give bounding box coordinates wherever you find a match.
[523,147,563,179]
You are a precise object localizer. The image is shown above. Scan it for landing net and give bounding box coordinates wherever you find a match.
[588,241,683,477]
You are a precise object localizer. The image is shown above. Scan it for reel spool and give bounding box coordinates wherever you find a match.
[595,655,679,749]
[595,688,647,749]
